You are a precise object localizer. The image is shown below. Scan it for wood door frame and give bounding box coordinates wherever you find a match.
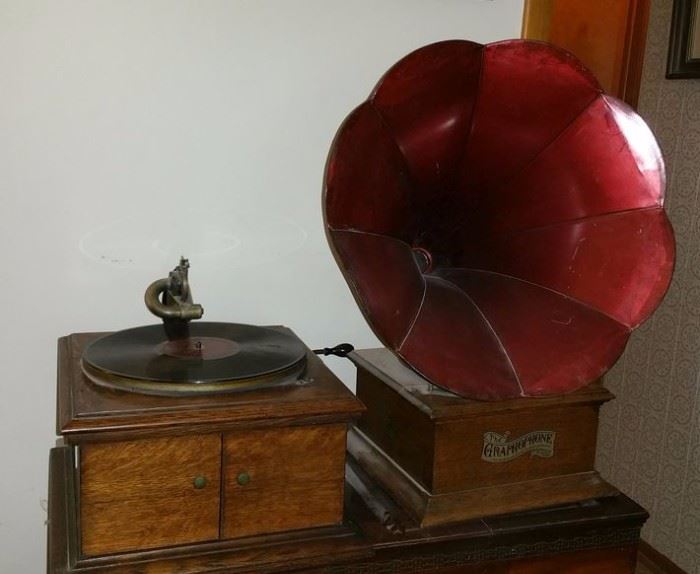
[522,0,651,109]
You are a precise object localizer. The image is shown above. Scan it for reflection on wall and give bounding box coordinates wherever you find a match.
[596,0,700,570]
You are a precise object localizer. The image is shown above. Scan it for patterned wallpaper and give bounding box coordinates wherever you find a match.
[595,0,700,571]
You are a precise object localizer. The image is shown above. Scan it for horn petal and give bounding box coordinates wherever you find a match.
[459,41,601,195]
[463,207,675,329]
[371,40,483,193]
[329,229,424,349]
[479,96,665,234]
[398,275,522,400]
[434,268,630,396]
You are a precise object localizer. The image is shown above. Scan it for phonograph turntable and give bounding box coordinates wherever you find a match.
[51,258,365,567]
[81,257,308,396]
[48,39,673,574]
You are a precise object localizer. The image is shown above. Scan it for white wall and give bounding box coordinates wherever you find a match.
[0,1,522,571]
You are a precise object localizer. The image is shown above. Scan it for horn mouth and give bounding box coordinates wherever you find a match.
[323,39,675,400]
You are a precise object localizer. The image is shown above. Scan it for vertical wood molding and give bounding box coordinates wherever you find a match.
[521,0,651,109]
[522,0,553,40]
[620,0,652,108]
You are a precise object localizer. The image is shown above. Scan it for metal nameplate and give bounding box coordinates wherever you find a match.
[481,431,556,463]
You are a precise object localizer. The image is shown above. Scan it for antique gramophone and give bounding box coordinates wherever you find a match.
[324,39,675,526]
[51,258,365,569]
[47,38,674,574]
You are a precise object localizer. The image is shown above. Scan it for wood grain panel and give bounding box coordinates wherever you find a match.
[522,0,554,41]
[353,349,611,499]
[433,404,600,493]
[80,434,221,556]
[356,368,436,490]
[349,427,616,528]
[222,425,346,539]
[548,0,632,96]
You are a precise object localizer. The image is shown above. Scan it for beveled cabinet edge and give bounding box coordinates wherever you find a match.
[57,333,364,443]
[350,349,614,421]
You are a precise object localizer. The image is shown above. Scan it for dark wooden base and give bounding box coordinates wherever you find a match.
[348,426,617,527]
[49,445,648,573]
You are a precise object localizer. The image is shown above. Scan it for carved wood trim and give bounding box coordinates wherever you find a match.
[322,531,642,573]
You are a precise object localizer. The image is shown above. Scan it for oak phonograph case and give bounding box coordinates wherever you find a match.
[53,257,365,564]
[47,39,675,573]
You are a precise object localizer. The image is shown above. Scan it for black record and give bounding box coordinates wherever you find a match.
[81,322,307,396]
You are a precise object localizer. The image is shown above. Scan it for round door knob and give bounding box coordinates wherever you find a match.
[236,471,251,486]
[193,475,207,489]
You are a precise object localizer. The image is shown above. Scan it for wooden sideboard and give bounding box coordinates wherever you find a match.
[48,445,647,573]
[47,334,647,573]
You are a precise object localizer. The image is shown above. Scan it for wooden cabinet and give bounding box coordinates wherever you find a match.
[79,425,348,556]
[350,349,616,527]
[432,403,600,493]
[80,434,222,556]
[222,425,346,538]
[55,332,364,566]
[49,445,649,573]
[49,334,647,573]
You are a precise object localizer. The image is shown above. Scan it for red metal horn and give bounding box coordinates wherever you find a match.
[324,40,676,401]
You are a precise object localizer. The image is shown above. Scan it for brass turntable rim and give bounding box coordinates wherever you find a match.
[80,322,308,396]
[81,358,306,396]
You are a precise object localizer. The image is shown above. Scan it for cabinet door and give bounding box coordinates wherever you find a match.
[222,425,346,539]
[80,434,221,556]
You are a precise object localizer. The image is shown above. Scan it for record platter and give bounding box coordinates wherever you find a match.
[81,257,307,396]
